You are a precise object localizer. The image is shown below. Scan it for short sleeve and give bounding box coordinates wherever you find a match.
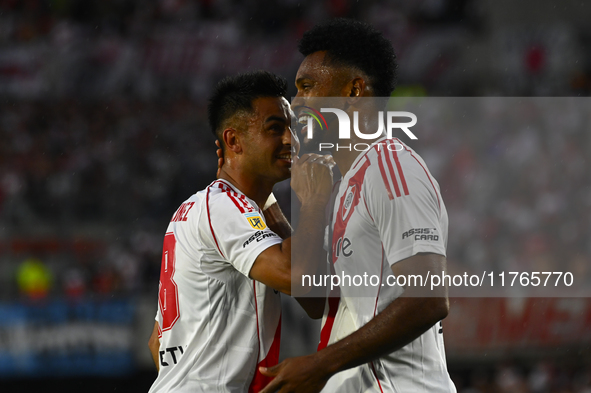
[366,156,446,266]
[207,191,282,277]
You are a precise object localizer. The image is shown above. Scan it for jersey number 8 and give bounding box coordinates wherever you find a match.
[158,233,180,331]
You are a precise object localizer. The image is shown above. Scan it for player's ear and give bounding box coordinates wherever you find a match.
[345,77,366,105]
[222,128,243,154]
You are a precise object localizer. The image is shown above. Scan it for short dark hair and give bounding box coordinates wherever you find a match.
[208,71,288,140]
[298,18,398,97]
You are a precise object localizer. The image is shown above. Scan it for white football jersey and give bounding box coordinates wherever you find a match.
[319,138,456,392]
[149,179,283,393]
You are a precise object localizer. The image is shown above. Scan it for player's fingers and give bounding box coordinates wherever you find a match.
[298,154,325,171]
[321,154,335,164]
[308,153,323,161]
[296,153,315,165]
[215,140,224,161]
[310,155,334,171]
[216,157,223,178]
[259,364,280,377]
[320,155,336,170]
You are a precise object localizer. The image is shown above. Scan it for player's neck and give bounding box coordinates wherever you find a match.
[333,149,358,175]
[218,168,272,209]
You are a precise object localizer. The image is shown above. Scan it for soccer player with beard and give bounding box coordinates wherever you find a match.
[259,19,456,393]
[147,71,334,393]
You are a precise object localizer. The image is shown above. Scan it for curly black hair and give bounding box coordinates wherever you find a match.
[298,18,398,97]
[208,71,287,139]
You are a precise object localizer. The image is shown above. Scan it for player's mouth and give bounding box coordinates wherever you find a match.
[298,114,312,124]
[276,152,292,165]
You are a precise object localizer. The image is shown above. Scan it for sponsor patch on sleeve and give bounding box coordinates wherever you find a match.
[401,228,439,241]
[244,212,267,230]
[242,230,278,248]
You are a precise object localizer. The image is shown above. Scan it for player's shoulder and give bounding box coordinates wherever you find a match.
[361,138,437,199]
[206,180,258,215]
[167,179,236,224]
[169,190,205,224]
[364,138,421,169]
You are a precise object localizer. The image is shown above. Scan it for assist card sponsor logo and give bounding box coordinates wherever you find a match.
[402,227,439,241]
[243,230,278,248]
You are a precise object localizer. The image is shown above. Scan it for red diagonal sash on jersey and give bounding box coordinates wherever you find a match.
[318,274,340,351]
[318,180,343,352]
[331,157,371,264]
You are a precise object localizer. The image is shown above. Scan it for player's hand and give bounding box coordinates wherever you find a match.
[259,355,330,393]
[291,153,334,206]
[215,140,223,178]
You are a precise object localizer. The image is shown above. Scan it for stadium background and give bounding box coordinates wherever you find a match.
[1,0,590,391]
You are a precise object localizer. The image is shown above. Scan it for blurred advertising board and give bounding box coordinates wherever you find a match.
[0,299,135,377]
[444,298,591,358]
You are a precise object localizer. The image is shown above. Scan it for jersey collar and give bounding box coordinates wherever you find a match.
[213,178,242,195]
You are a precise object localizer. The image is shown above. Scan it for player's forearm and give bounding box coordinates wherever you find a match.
[289,201,327,295]
[315,295,449,378]
[150,346,160,372]
[148,321,160,372]
[253,201,324,296]
[295,249,328,318]
[265,200,327,310]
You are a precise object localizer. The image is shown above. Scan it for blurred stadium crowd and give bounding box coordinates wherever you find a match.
[1,0,591,391]
[0,97,214,299]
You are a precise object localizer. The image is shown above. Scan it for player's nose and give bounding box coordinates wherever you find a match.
[281,126,292,145]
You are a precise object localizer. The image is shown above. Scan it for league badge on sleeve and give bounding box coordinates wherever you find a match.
[244,212,267,230]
